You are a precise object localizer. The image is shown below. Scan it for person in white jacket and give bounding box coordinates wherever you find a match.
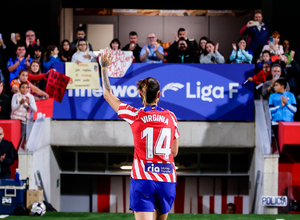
[71,39,97,63]
[11,82,37,137]
[200,40,225,64]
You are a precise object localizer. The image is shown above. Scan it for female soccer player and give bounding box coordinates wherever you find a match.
[100,49,179,220]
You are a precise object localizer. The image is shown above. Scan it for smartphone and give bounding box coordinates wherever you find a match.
[11,33,15,38]
[0,33,2,39]
[252,21,259,26]
[269,36,273,44]
[274,74,279,79]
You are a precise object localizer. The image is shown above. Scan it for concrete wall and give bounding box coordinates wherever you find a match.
[50,120,255,147]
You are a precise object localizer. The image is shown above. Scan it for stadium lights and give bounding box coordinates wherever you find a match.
[120,165,179,170]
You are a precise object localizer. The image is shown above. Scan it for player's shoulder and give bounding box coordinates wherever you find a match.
[118,103,140,114]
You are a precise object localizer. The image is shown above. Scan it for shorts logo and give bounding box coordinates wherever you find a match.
[145,163,173,174]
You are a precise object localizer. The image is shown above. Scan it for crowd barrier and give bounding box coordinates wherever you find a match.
[52,63,255,121]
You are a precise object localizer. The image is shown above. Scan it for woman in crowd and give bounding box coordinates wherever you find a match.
[71,39,97,63]
[10,69,49,99]
[28,60,49,90]
[229,37,253,64]
[198,36,209,58]
[11,82,37,137]
[59,39,73,62]
[43,45,61,72]
[0,80,10,119]
[110,38,121,51]
[200,41,225,64]
[259,31,284,63]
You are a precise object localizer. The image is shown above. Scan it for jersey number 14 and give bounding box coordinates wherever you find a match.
[142,127,171,159]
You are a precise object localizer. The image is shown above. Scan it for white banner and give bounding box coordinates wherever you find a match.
[99,50,133,78]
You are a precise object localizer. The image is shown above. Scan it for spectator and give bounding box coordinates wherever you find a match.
[59,39,72,62]
[0,38,5,82]
[71,39,97,64]
[227,203,236,214]
[166,37,196,63]
[28,60,49,90]
[259,31,284,63]
[25,30,45,59]
[269,78,297,141]
[6,32,22,60]
[11,82,37,137]
[121,31,142,63]
[140,33,164,63]
[0,81,10,119]
[200,41,225,64]
[10,69,49,99]
[262,64,290,99]
[282,40,292,64]
[248,62,272,84]
[168,28,196,62]
[110,38,121,51]
[70,26,93,52]
[198,36,209,59]
[33,46,44,71]
[43,45,61,72]
[256,50,271,70]
[241,10,269,63]
[229,37,253,64]
[0,127,14,179]
[7,43,32,84]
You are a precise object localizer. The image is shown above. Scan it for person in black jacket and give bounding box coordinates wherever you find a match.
[166,37,196,63]
[121,31,142,63]
[0,127,14,179]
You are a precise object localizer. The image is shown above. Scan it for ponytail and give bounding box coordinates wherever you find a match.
[137,77,160,105]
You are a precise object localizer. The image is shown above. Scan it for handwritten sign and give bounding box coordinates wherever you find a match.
[45,70,70,103]
[99,50,133,77]
[66,62,100,89]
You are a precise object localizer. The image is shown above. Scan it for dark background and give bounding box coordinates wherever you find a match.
[0,0,300,52]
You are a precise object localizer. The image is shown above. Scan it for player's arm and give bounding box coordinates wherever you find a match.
[100,48,122,113]
[172,138,179,158]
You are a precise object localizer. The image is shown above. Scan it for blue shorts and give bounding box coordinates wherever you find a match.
[129,178,176,214]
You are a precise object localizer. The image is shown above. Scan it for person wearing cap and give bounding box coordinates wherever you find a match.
[199,41,225,64]
[0,127,14,179]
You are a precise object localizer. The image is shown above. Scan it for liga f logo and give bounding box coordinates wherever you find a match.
[162,83,185,97]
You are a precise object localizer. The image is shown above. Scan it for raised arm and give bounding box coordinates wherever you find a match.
[101,48,122,112]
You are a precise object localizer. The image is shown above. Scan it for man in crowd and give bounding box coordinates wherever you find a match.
[262,64,290,100]
[71,27,93,52]
[227,203,236,214]
[168,28,196,61]
[7,43,32,83]
[0,127,14,179]
[241,10,269,63]
[140,32,164,63]
[25,30,45,58]
[122,31,142,63]
[269,78,297,141]
[166,37,196,63]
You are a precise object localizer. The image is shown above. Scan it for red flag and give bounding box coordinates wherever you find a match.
[32,98,54,120]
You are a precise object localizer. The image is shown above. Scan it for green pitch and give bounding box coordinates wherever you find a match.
[4,213,300,220]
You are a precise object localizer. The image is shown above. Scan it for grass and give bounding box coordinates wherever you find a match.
[4,213,300,220]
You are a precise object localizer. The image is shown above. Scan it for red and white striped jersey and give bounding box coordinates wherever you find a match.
[118,103,180,183]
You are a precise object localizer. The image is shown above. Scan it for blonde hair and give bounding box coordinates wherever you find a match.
[77,39,89,54]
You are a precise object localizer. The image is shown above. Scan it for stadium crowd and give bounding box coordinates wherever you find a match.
[0,10,299,137]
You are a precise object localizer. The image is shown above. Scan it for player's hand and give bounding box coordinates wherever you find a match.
[101,48,113,68]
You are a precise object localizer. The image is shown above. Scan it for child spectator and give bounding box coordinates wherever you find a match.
[269,78,297,141]
[200,41,225,64]
[10,69,49,99]
[28,60,49,90]
[256,50,271,70]
[59,39,73,62]
[0,81,10,119]
[11,82,37,137]
[43,45,61,72]
[110,38,121,51]
[71,39,97,63]
[229,37,253,64]
[248,62,272,84]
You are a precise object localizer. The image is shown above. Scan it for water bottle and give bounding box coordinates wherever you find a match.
[15,168,20,182]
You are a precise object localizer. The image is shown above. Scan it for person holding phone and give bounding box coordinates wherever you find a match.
[240,10,269,63]
[259,31,284,62]
[262,64,290,99]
